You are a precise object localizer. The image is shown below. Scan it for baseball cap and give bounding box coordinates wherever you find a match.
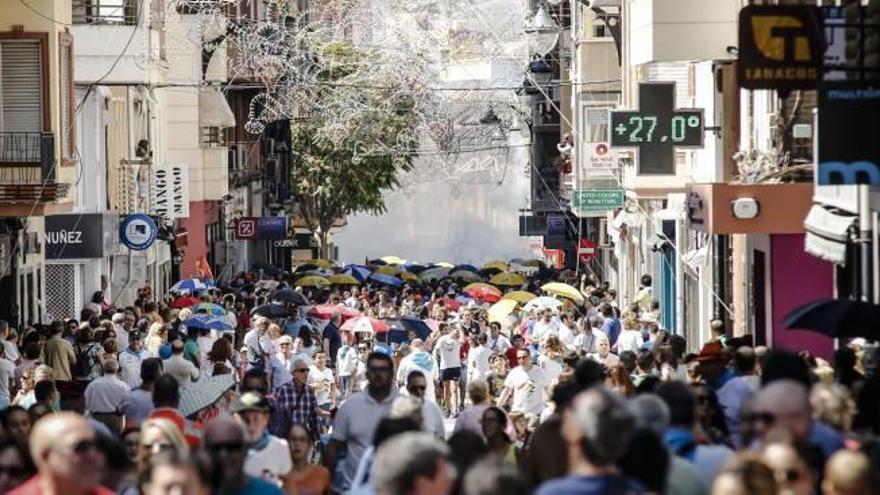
[230,391,272,414]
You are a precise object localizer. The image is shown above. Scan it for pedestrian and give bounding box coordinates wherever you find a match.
[485,322,511,354]
[233,391,293,488]
[454,378,491,438]
[84,358,129,434]
[322,313,342,367]
[308,351,337,414]
[120,358,163,427]
[162,339,199,387]
[43,321,76,383]
[397,339,438,404]
[283,422,331,495]
[336,330,359,400]
[405,370,445,439]
[325,352,399,492]
[9,412,113,495]
[372,432,452,495]
[202,415,285,495]
[0,437,35,494]
[497,348,549,417]
[481,406,515,462]
[434,324,462,416]
[269,357,320,440]
[119,332,150,389]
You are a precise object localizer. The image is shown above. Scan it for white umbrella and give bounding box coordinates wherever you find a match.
[523,296,563,312]
[178,374,235,417]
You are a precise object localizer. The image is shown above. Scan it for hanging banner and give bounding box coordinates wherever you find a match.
[150,164,190,219]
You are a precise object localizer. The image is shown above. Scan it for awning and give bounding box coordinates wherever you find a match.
[803,205,855,265]
[199,88,236,128]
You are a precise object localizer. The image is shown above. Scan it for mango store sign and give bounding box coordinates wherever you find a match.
[150,165,190,219]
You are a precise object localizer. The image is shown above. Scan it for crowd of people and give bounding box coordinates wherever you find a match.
[0,260,877,495]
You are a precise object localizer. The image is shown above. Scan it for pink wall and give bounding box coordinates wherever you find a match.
[179,201,219,278]
[770,234,834,360]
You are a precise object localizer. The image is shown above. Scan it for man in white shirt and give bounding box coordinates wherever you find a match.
[531,309,559,343]
[396,339,438,403]
[466,333,492,384]
[616,322,644,354]
[233,391,293,488]
[118,332,150,388]
[0,321,20,365]
[557,313,577,349]
[0,344,15,409]
[485,322,511,353]
[433,325,462,415]
[336,330,358,400]
[162,339,199,387]
[243,317,273,371]
[308,351,337,410]
[405,371,445,439]
[84,358,130,434]
[497,348,549,417]
[111,313,130,352]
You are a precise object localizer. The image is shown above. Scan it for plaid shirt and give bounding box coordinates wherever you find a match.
[269,381,320,438]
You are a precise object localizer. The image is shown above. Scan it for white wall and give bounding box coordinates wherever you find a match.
[628,0,739,65]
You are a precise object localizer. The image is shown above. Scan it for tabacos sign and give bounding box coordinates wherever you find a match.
[738,5,824,90]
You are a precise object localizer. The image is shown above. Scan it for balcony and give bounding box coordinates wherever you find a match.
[72,0,139,25]
[0,133,69,203]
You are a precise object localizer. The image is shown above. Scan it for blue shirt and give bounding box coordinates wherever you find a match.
[601,318,621,347]
[221,476,285,495]
[536,474,642,495]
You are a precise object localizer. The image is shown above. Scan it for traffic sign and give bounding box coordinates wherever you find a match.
[578,238,597,262]
[119,214,158,251]
[235,218,257,240]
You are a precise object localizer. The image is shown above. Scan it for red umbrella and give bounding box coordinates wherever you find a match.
[340,316,390,334]
[307,304,361,321]
[441,297,461,312]
[169,296,200,309]
[464,287,502,303]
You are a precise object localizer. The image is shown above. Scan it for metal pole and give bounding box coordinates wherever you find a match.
[859,185,872,301]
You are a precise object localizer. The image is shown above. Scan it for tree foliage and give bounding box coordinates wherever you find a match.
[290,40,423,252]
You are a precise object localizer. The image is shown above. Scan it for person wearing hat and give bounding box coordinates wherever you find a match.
[119,331,150,389]
[233,391,293,488]
[111,312,130,351]
[694,341,753,448]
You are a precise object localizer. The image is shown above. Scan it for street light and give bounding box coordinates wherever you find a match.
[524,4,560,58]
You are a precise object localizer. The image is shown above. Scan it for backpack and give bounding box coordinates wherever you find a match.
[74,343,96,380]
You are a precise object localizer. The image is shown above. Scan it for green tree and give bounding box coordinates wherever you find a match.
[291,40,422,257]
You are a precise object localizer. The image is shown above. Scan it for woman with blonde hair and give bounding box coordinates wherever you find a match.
[537,335,565,383]
[810,382,857,434]
[118,417,189,495]
[144,322,167,357]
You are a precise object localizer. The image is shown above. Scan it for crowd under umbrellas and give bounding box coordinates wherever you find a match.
[0,256,878,495]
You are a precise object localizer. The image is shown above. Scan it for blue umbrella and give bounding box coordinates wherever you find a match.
[184,314,234,332]
[369,273,403,287]
[342,265,372,283]
[190,303,227,316]
[384,317,432,340]
[170,278,212,293]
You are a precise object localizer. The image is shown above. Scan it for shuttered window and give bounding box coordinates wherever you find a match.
[0,40,43,134]
[59,38,74,161]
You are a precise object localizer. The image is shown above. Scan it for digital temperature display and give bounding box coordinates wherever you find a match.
[610,111,704,147]
[608,82,706,175]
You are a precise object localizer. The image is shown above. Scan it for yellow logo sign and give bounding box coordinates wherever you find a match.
[750,15,812,62]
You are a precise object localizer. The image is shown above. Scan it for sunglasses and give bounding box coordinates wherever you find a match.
[69,439,98,455]
[294,368,310,373]
[409,385,427,391]
[368,366,391,373]
[142,442,174,454]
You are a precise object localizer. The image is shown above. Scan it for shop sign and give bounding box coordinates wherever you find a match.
[45,213,111,260]
[150,165,190,219]
[572,189,625,213]
[120,214,158,251]
[234,217,289,240]
[584,142,619,171]
[737,5,823,90]
[818,83,880,185]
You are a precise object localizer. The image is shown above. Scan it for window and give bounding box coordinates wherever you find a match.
[0,40,43,134]
[59,36,75,163]
[593,23,607,39]
[200,126,227,147]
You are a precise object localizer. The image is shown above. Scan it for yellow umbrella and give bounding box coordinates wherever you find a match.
[328,274,360,285]
[523,259,544,267]
[435,262,455,268]
[541,282,585,303]
[503,290,537,304]
[375,265,402,276]
[296,276,331,288]
[483,260,509,271]
[295,259,334,269]
[381,256,404,265]
[463,282,502,295]
[489,272,526,287]
[488,299,518,323]
[400,272,420,283]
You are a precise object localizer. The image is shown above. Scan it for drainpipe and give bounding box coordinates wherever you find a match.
[859,185,872,302]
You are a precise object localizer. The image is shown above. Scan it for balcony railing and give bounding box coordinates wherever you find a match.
[73,0,139,25]
[0,133,69,202]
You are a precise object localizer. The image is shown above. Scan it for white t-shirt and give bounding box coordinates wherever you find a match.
[467,346,493,382]
[485,334,511,353]
[308,365,335,405]
[616,330,644,354]
[396,351,438,404]
[557,324,576,348]
[504,365,548,416]
[336,345,358,377]
[243,329,273,368]
[2,341,19,363]
[434,334,461,370]
[538,355,563,383]
[0,357,15,398]
[243,435,293,487]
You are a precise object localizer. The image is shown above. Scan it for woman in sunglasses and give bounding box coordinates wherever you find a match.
[126,418,188,494]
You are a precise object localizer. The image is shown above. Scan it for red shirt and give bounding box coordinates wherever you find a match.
[9,475,115,495]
